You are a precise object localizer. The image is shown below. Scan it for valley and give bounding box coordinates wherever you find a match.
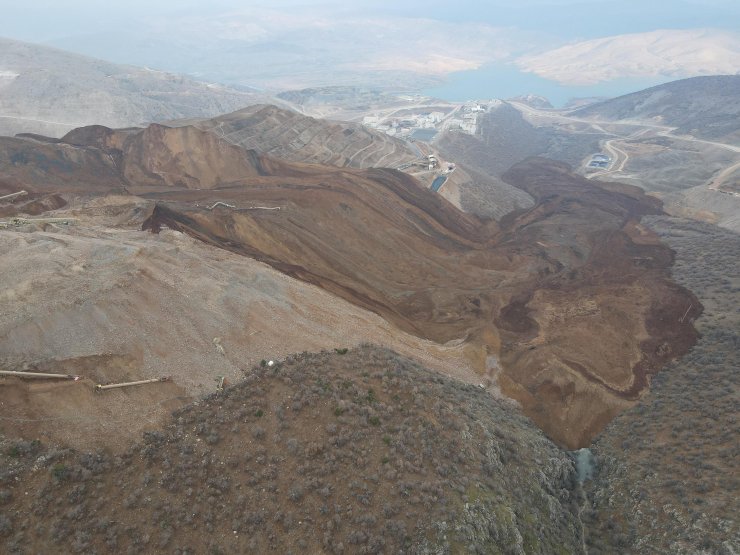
[0,42,737,553]
[0,121,700,449]
[430,77,740,232]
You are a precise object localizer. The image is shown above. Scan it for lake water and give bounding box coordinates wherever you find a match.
[424,63,669,108]
[410,129,437,142]
[431,175,447,192]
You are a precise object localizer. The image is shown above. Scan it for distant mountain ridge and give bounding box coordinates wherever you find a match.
[0,37,272,139]
[517,29,740,87]
[572,75,740,143]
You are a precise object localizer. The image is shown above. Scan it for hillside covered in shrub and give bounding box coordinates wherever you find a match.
[0,346,585,554]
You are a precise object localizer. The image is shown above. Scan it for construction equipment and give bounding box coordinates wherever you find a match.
[95,377,171,392]
[0,190,27,202]
[0,370,80,380]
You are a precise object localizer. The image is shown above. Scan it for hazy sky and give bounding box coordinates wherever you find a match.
[1,0,738,100]
[3,0,739,42]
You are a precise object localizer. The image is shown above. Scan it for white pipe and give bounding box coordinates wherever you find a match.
[95,377,170,391]
[207,201,237,210]
[0,370,80,380]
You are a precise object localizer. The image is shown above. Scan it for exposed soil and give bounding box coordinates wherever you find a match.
[495,295,538,335]
[142,155,700,447]
[0,125,701,448]
[0,179,67,218]
[0,354,188,452]
[0,217,482,451]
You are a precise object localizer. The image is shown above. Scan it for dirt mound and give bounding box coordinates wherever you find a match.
[119,124,268,190]
[0,192,66,218]
[0,347,584,554]
[0,174,67,222]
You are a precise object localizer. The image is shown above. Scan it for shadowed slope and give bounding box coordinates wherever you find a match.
[573,75,740,143]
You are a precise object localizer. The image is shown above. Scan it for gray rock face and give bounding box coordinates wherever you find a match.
[0,37,270,138]
[572,75,740,144]
[170,104,418,170]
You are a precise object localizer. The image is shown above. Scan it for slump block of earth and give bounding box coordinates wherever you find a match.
[1,124,700,448]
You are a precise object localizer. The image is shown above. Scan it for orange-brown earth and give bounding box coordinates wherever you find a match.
[0,355,187,452]
[0,123,700,448]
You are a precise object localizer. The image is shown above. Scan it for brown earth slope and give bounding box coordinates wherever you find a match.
[0,123,318,200]
[1,125,699,448]
[0,205,475,452]
[168,105,533,222]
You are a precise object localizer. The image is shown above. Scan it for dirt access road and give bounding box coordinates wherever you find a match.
[508,100,740,185]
